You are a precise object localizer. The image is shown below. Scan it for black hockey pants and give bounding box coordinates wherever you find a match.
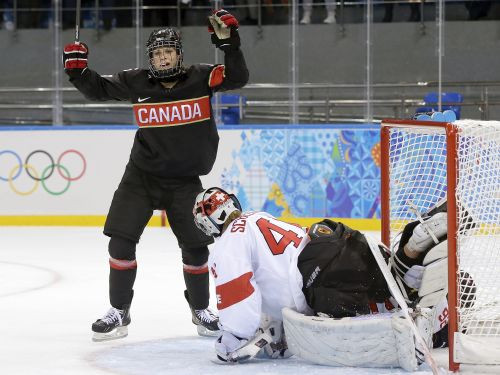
[104,160,213,310]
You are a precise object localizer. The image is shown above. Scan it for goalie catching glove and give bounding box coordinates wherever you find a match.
[63,42,88,78]
[208,9,241,51]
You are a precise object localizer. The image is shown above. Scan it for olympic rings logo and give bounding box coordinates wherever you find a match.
[0,149,86,196]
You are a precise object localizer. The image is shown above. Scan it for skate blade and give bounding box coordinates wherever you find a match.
[197,325,220,337]
[92,326,128,342]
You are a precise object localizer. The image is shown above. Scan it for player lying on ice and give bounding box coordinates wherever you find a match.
[193,187,454,370]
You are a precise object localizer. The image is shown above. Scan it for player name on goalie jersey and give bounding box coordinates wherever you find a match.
[133,96,211,128]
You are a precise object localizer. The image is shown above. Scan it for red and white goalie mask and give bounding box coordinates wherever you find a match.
[193,187,242,237]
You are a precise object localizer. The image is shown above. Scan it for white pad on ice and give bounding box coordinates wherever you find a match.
[282,307,418,371]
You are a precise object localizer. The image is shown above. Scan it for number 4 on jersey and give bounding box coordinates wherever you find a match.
[256,218,303,255]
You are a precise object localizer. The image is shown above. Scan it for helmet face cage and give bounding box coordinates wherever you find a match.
[193,187,242,237]
[147,29,184,79]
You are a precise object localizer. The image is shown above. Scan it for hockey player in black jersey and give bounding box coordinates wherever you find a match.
[62,9,249,341]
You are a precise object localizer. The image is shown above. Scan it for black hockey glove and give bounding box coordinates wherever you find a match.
[63,42,89,78]
[208,9,241,51]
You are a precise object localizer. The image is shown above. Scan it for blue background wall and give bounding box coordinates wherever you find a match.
[218,124,381,220]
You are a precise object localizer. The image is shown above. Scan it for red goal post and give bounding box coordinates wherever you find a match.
[380,119,500,372]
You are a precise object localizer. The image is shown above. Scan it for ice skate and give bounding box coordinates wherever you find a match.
[184,290,220,337]
[92,305,131,342]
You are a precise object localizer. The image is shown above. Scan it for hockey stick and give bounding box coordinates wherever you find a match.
[75,0,81,43]
[365,234,445,375]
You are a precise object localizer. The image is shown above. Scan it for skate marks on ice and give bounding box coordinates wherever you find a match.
[0,260,61,297]
[90,336,433,375]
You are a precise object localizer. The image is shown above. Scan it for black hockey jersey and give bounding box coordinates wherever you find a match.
[69,49,249,177]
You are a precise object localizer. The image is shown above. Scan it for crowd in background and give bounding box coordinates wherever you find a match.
[0,0,495,30]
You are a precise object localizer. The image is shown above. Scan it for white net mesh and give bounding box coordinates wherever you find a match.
[387,125,447,240]
[385,120,500,360]
[454,120,500,338]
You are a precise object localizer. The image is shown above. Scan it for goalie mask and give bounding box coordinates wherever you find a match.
[193,187,242,237]
[146,28,184,80]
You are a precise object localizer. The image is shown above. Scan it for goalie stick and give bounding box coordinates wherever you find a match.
[365,234,445,375]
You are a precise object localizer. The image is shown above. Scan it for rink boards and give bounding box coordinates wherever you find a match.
[0,124,381,230]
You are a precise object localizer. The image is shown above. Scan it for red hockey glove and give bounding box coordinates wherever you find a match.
[63,42,88,78]
[208,9,240,51]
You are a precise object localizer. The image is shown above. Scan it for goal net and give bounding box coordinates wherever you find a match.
[380,119,500,371]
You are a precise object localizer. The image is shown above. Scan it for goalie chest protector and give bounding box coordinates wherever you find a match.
[297,220,390,318]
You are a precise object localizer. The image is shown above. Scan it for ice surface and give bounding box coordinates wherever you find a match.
[92,337,432,375]
[0,226,494,374]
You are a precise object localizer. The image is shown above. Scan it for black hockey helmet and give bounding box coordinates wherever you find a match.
[146,28,184,80]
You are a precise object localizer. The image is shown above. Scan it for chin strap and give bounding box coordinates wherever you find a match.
[155,67,187,82]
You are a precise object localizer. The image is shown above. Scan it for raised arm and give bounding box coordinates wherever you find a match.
[63,42,131,102]
[207,9,249,91]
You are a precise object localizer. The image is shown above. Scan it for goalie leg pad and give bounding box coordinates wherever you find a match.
[418,258,448,302]
[282,307,419,371]
[414,307,434,350]
[418,241,448,307]
[407,212,448,253]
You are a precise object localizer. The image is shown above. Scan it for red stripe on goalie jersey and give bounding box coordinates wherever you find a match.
[369,298,396,314]
[133,96,211,128]
[208,65,225,88]
[369,301,379,314]
[384,298,395,311]
[216,271,254,310]
[109,257,137,270]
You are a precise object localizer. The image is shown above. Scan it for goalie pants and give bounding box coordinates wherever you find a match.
[104,160,213,310]
[297,219,391,318]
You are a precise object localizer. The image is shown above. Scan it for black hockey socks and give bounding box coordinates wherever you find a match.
[108,236,137,309]
[182,246,209,310]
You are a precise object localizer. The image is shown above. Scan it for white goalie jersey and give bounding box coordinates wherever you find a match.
[208,212,311,339]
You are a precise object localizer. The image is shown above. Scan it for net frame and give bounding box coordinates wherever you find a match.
[380,119,500,372]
